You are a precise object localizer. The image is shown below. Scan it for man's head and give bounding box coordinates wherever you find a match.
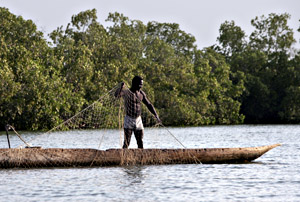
[132,76,143,90]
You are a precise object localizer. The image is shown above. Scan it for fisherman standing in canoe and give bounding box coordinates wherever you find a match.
[115,76,161,149]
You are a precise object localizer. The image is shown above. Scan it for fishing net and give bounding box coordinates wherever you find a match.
[1,83,189,168]
[24,82,164,149]
[1,82,278,169]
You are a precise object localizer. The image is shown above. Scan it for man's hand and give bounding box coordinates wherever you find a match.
[115,82,125,98]
[156,116,162,125]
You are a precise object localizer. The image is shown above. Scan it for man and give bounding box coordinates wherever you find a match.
[115,76,161,149]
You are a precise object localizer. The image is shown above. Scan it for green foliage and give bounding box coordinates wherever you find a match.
[3,7,300,130]
[0,7,82,130]
[216,20,247,56]
[250,13,295,53]
[216,12,300,123]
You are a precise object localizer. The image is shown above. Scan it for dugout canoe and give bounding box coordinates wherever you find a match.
[0,144,280,168]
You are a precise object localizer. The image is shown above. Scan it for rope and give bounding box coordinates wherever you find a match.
[7,124,32,148]
[159,123,186,148]
[97,132,105,149]
[44,86,117,135]
[11,82,187,150]
[23,85,120,147]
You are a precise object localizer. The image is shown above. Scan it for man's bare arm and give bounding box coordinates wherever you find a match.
[141,92,161,123]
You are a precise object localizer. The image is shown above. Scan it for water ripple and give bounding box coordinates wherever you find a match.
[1,125,300,201]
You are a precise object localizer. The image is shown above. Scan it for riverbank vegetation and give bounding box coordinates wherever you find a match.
[1,7,300,130]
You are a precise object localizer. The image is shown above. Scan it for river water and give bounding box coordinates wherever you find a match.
[0,125,299,201]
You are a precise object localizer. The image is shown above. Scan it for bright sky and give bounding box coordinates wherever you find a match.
[1,0,300,49]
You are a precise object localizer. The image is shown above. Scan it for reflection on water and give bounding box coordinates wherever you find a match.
[0,125,300,201]
[122,166,145,185]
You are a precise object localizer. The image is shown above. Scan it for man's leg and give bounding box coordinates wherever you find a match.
[134,129,144,149]
[123,129,133,149]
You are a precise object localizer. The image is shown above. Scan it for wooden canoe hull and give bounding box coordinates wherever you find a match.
[0,144,280,168]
